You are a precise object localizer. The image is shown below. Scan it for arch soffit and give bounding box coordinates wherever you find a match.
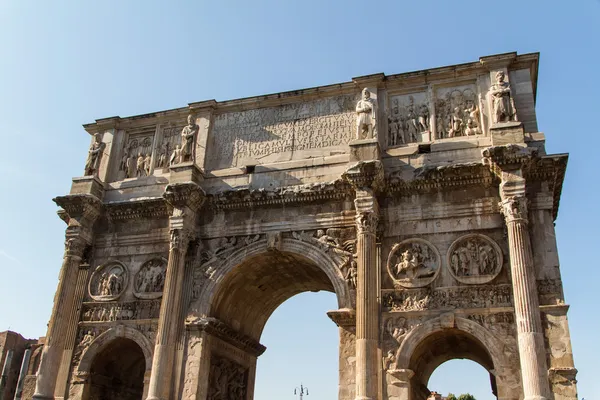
[396,315,510,373]
[78,325,154,373]
[196,238,352,316]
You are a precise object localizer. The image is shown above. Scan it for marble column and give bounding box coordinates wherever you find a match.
[33,237,88,400]
[146,228,190,400]
[500,189,551,400]
[354,193,379,400]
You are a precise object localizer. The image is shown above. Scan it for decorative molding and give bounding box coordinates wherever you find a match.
[327,308,356,329]
[386,162,495,194]
[105,198,169,222]
[209,180,353,210]
[88,261,129,302]
[186,317,266,357]
[383,284,513,311]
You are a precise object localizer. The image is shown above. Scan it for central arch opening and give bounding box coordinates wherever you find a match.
[88,337,145,400]
[208,247,347,399]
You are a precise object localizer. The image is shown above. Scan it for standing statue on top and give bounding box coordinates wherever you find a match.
[180,114,199,163]
[489,71,518,124]
[84,133,106,176]
[355,88,377,140]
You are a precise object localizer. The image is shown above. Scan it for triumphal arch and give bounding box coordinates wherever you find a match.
[31,52,577,400]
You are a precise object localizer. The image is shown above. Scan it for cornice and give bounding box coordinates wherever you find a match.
[525,154,568,221]
[53,194,103,226]
[327,308,356,328]
[386,162,496,195]
[186,317,266,357]
[163,182,206,212]
[209,179,353,210]
[105,198,169,222]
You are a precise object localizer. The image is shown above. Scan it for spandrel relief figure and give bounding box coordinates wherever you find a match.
[489,71,517,123]
[447,234,503,284]
[387,239,440,288]
[180,114,199,163]
[84,133,106,176]
[355,88,377,140]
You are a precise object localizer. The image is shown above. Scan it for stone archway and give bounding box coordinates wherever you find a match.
[388,316,521,400]
[76,326,154,400]
[183,237,353,400]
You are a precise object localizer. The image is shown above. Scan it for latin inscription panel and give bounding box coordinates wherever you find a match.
[206,94,357,170]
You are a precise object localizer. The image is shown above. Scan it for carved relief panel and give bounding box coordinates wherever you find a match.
[447,234,503,284]
[386,239,440,288]
[88,261,129,301]
[207,94,357,170]
[155,123,184,169]
[207,355,248,400]
[434,83,483,139]
[133,257,167,299]
[119,127,156,179]
[387,92,430,146]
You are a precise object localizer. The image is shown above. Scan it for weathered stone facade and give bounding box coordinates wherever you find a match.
[31,52,577,400]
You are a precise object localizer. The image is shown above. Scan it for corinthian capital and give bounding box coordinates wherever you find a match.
[356,211,379,234]
[482,144,537,177]
[500,196,528,224]
[64,236,88,258]
[169,229,191,252]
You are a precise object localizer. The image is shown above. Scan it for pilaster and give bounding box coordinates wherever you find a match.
[146,179,205,400]
[33,195,102,400]
[483,144,551,400]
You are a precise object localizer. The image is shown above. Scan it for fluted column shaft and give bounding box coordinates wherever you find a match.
[33,237,87,400]
[355,206,379,400]
[501,195,551,400]
[146,228,190,400]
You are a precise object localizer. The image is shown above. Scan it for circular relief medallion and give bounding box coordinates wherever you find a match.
[447,234,503,284]
[387,239,441,288]
[133,258,167,299]
[89,261,128,301]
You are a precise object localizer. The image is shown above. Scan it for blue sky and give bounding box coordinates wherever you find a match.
[0,1,598,399]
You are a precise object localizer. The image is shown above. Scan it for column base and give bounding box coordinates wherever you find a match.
[523,397,548,400]
[32,395,54,400]
[355,397,374,400]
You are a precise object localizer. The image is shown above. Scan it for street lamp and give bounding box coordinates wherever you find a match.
[294,384,309,400]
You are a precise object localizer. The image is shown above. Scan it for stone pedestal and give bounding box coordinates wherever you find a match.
[69,176,105,199]
[169,162,204,185]
[349,139,381,162]
[490,122,524,146]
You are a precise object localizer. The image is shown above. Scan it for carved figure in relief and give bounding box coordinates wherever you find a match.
[418,104,429,132]
[449,236,501,280]
[180,114,199,163]
[169,145,181,166]
[489,71,517,123]
[157,143,168,168]
[316,229,339,248]
[136,153,145,177]
[355,88,377,140]
[345,259,357,288]
[136,259,166,293]
[464,100,481,135]
[84,133,106,176]
[395,247,434,280]
[387,240,439,288]
[119,147,129,174]
[448,107,463,137]
[92,264,126,299]
[406,105,419,142]
[388,117,402,146]
[144,154,152,176]
[208,356,247,400]
[383,350,397,371]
